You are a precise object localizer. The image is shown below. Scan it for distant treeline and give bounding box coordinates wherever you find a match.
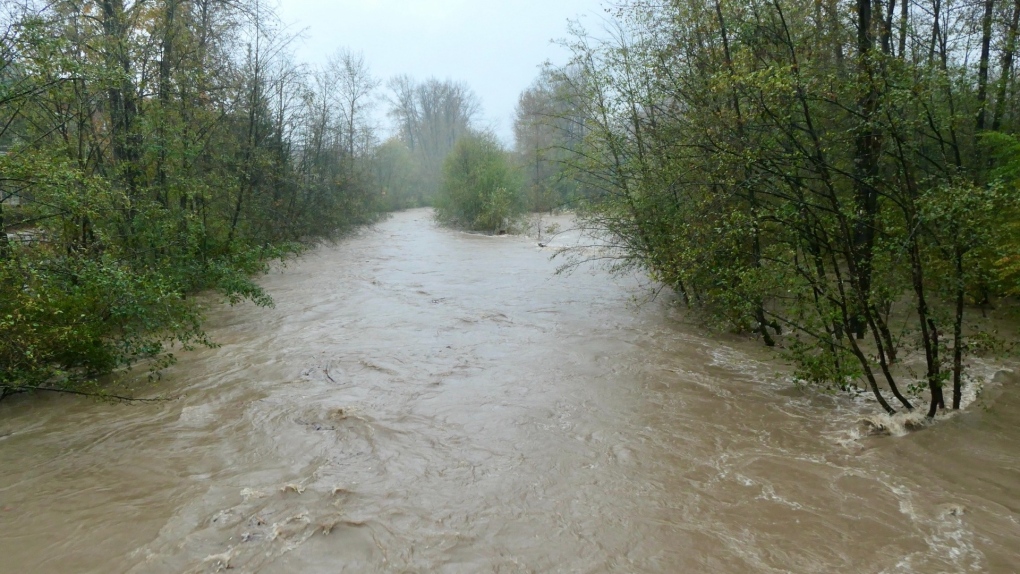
[515,0,1020,417]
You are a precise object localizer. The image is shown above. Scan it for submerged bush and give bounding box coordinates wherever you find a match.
[434,133,524,232]
[0,252,202,395]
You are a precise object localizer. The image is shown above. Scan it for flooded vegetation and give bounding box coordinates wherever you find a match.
[3,0,1020,571]
[2,211,1019,572]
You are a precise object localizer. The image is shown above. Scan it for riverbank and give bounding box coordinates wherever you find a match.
[1,209,1017,572]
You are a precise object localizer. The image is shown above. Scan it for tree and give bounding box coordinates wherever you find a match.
[0,0,383,401]
[553,0,1020,418]
[386,76,481,203]
[513,66,587,212]
[371,137,424,210]
[435,132,523,233]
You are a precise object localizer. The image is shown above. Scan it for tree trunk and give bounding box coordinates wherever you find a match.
[952,247,965,409]
[0,200,9,260]
[992,0,1020,131]
[852,0,882,339]
[976,0,996,131]
[898,0,908,56]
[909,237,943,418]
[156,0,178,209]
[930,0,942,63]
[717,0,774,346]
[100,0,142,229]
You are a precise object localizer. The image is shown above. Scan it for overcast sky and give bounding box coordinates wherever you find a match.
[275,0,606,144]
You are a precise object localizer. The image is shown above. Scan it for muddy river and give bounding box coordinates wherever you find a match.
[1,209,1018,573]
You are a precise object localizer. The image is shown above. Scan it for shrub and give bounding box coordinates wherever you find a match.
[434,133,524,232]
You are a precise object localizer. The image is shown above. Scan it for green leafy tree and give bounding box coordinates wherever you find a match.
[435,132,523,233]
[0,0,383,401]
[372,137,425,210]
[552,0,1020,418]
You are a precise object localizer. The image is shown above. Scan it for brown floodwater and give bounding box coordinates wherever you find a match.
[1,209,1018,573]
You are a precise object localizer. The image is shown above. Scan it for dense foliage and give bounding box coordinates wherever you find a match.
[512,68,588,212]
[435,132,524,232]
[0,1,381,398]
[525,0,1020,416]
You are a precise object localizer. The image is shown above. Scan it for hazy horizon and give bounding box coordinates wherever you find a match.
[275,0,605,145]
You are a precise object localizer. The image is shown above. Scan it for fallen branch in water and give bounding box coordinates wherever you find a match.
[0,385,173,404]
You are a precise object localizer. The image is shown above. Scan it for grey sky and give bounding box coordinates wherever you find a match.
[275,0,605,144]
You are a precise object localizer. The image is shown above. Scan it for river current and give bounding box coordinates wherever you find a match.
[1,209,1018,573]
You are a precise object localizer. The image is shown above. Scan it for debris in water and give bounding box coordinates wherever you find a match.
[939,502,968,517]
[239,488,266,502]
[271,512,310,540]
[202,547,235,570]
[280,483,305,494]
[318,517,341,534]
[862,410,929,436]
[210,509,237,526]
[296,418,336,431]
